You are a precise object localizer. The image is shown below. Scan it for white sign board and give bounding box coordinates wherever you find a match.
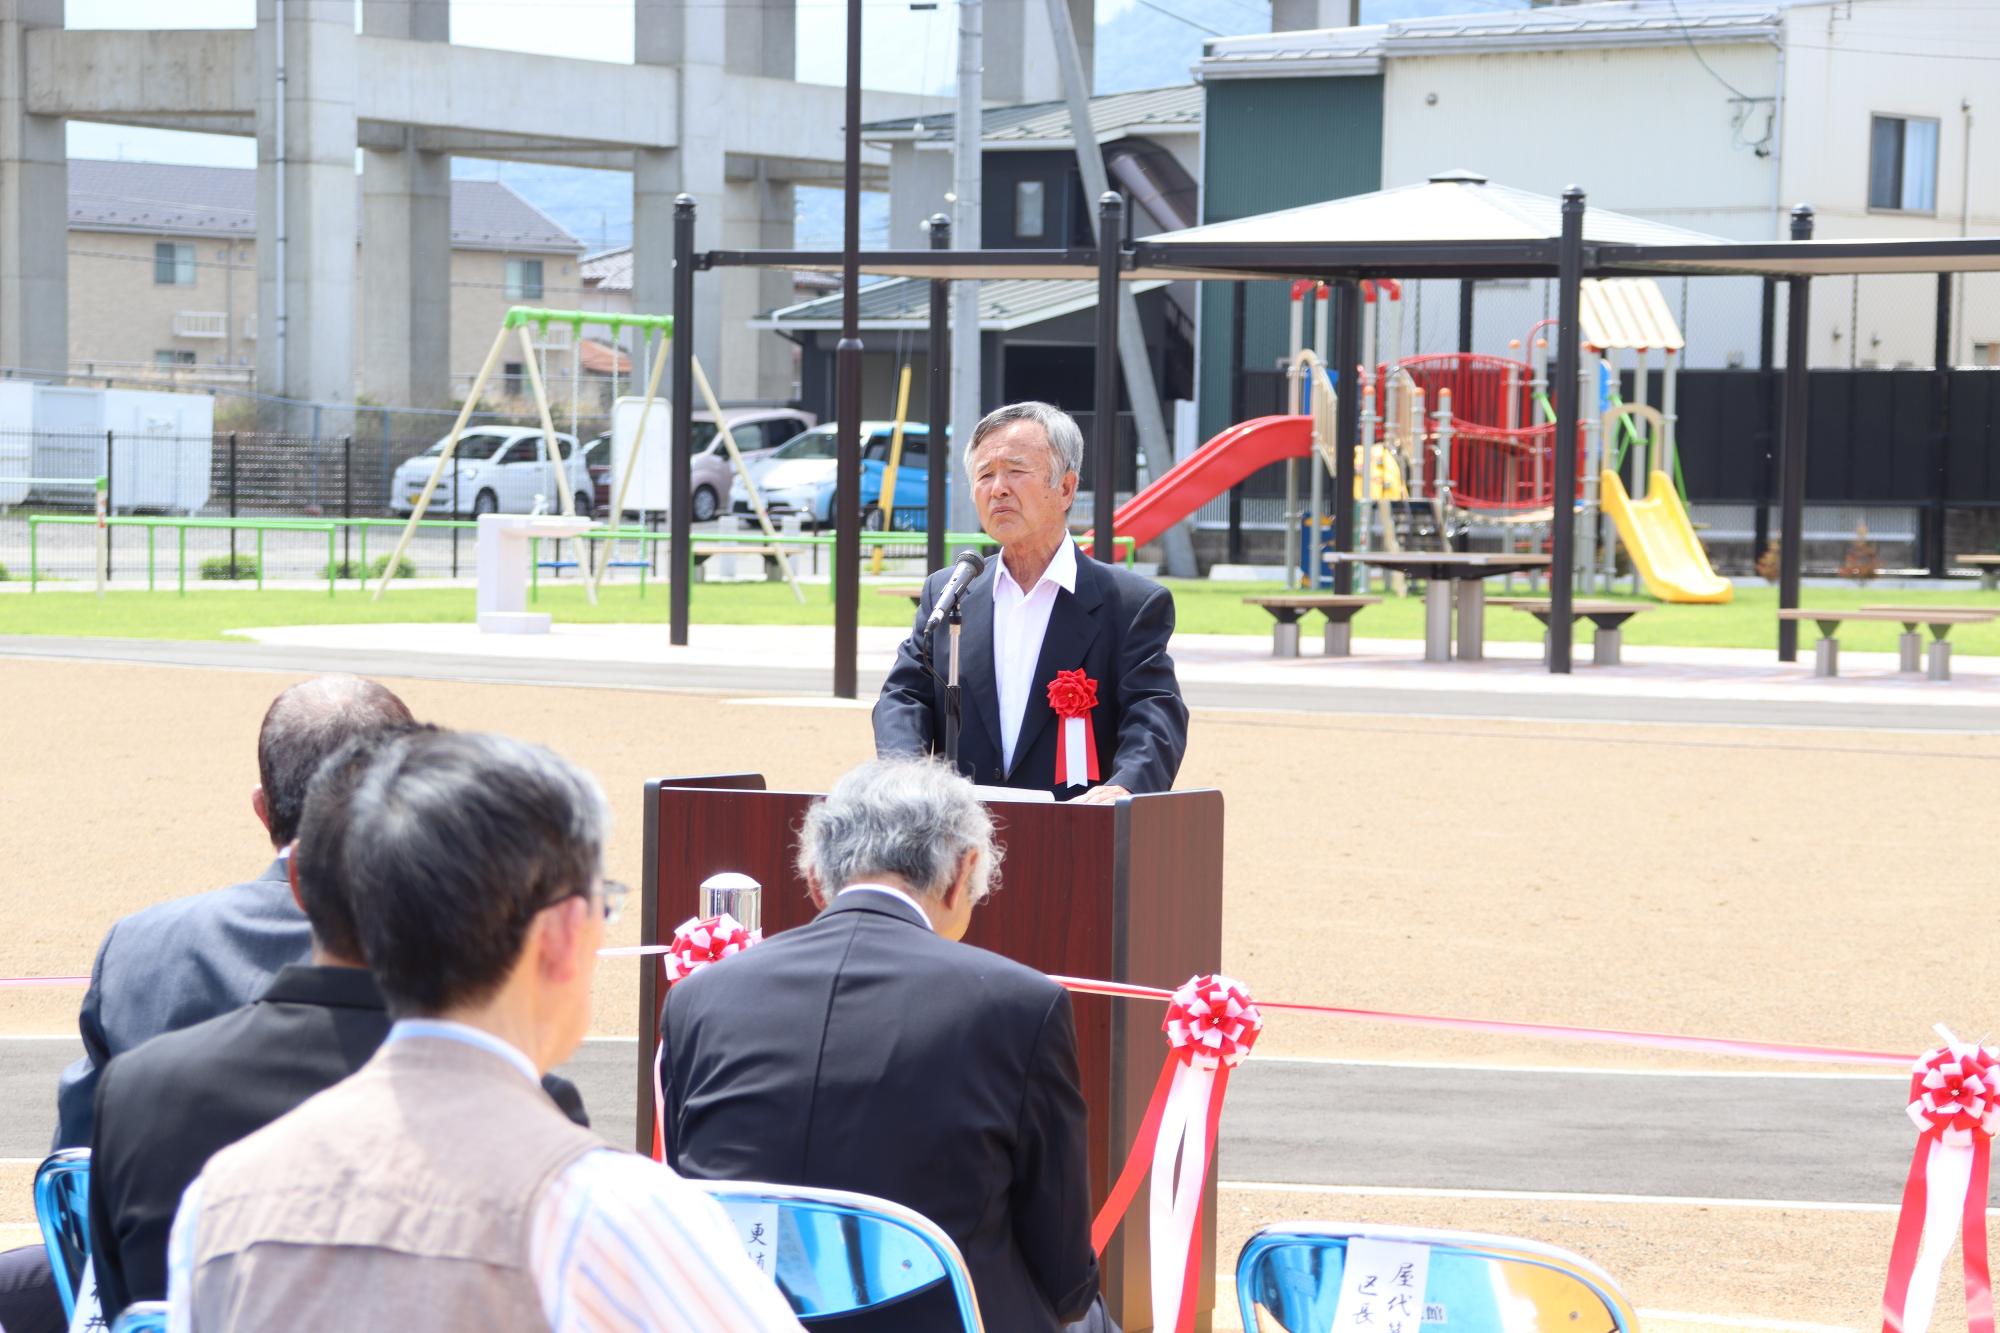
[609,395,678,515]
[1331,1238,1431,1333]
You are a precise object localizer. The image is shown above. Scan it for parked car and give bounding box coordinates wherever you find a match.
[595,407,816,522]
[737,423,838,489]
[813,430,953,529]
[390,427,592,518]
[729,422,918,525]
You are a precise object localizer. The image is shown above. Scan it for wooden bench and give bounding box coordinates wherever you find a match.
[877,585,925,607]
[1508,599,1651,667]
[1242,594,1382,658]
[1778,607,1993,679]
[1959,554,2000,591]
[1860,605,1998,678]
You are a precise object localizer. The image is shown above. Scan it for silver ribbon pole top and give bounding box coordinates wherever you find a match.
[700,871,763,935]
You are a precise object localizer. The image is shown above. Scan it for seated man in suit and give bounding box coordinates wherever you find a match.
[87,725,588,1325]
[167,730,801,1333]
[56,672,415,1148]
[665,756,1100,1332]
[873,400,1188,800]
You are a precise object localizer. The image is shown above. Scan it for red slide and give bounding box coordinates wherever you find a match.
[1095,415,1313,552]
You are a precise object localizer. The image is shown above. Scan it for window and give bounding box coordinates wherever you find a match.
[729,423,766,452]
[153,349,196,366]
[1974,342,2000,367]
[154,242,195,286]
[505,258,544,300]
[1869,115,1939,213]
[776,429,837,461]
[503,362,524,393]
[1015,180,1047,240]
[766,417,804,446]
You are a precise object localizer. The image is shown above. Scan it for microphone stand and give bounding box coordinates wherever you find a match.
[944,602,963,770]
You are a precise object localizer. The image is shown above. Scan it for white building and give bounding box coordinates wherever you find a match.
[1201,0,2000,370]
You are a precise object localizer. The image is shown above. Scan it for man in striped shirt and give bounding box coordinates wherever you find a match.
[166,730,802,1332]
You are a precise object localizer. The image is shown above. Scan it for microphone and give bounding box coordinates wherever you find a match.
[921,549,987,636]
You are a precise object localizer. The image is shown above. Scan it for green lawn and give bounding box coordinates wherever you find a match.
[3,576,1999,656]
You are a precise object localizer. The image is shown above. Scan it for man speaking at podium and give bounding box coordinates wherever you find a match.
[874,402,1187,801]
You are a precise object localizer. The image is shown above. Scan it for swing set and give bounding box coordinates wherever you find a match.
[375,306,805,605]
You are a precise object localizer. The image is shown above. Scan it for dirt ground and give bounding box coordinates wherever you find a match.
[5,656,1998,1326]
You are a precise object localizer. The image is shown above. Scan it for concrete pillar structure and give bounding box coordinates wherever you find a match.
[635,0,725,394]
[359,0,450,408]
[0,0,66,378]
[726,0,796,79]
[986,0,1093,105]
[1270,0,1360,31]
[256,0,359,428]
[723,167,797,401]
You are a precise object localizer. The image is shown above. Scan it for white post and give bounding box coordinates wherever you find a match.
[1580,347,1602,594]
[1662,346,1680,482]
[948,0,983,538]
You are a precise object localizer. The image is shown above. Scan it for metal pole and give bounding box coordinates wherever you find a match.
[1332,280,1360,595]
[671,195,697,647]
[1755,277,1776,562]
[832,0,864,700]
[1228,281,1247,564]
[1549,187,1586,675]
[1777,205,1814,662]
[104,430,114,582]
[1457,280,1475,354]
[228,430,238,572]
[948,0,983,538]
[1930,272,1951,577]
[1092,193,1123,564]
[927,213,951,574]
[342,435,353,577]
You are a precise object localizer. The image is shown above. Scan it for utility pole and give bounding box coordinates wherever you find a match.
[1043,0,1197,576]
[949,0,983,536]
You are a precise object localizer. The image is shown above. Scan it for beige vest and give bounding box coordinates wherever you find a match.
[188,1033,603,1331]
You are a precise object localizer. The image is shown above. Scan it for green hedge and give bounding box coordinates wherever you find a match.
[199,555,260,581]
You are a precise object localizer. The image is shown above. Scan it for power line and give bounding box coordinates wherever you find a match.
[1662,0,1760,102]
[1132,0,1225,37]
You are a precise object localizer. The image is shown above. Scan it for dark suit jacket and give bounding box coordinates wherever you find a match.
[56,858,308,1149]
[664,891,1099,1333]
[872,546,1189,796]
[86,964,590,1324]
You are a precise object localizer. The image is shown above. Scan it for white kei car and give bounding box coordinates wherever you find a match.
[390,427,595,518]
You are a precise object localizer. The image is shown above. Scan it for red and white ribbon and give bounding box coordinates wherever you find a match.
[1883,1025,1998,1333]
[661,912,761,985]
[1091,974,1262,1333]
[1047,668,1101,789]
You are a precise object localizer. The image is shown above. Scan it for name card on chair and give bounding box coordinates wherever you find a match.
[1331,1238,1431,1333]
[730,1202,780,1277]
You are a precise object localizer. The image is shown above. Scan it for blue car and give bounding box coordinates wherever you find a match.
[810,427,953,529]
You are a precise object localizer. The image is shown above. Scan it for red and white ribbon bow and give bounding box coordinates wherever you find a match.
[652,914,763,1161]
[661,912,761,985]
[1091,974,1263,1333]
[1047,668,1102,789]
[1883,1025,1999,1333]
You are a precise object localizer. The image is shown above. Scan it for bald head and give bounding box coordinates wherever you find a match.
[256,676,414,847]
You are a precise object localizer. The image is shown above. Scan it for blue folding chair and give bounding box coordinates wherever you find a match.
[1236,1221,1637,1333]
[112,1301,170,1332]
[34,1148,92,1320]
[700,1181,984,1332]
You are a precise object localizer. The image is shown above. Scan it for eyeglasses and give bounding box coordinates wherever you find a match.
[545,878,630,926]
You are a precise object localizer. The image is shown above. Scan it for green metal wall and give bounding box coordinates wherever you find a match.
[1197,76,1384,443]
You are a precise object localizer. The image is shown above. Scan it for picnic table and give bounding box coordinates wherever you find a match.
[877,585,925,607]
[1509,599,1652,667]
[1778,607,1994,679]
[1959,554,2000,591]
[1241,594,1382,657]
[1323,552,1553,662]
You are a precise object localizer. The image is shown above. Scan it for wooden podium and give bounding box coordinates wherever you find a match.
[638,776,1225,1332]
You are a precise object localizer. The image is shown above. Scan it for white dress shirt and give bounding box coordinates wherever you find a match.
[166,1020,803,1333]
[837,881,934,931]
[992,534,1078,773]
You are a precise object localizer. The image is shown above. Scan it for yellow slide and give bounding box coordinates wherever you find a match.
[1600,469,1733,604]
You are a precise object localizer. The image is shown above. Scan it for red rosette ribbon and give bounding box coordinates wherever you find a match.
[1882,1029,1999,1333]
[1091,975,1261,1333]
[1046,668,1102,788]
[661,912,761,986]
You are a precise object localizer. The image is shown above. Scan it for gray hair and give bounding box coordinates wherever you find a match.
[964,401,1085,487]
[797,757,1001,905]
[257,675,414,845]
[343,729,611,1017]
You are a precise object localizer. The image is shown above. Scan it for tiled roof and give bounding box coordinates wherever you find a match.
[66,159,581,252]
[757,274,1169,332]
[861,84,1199,147]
